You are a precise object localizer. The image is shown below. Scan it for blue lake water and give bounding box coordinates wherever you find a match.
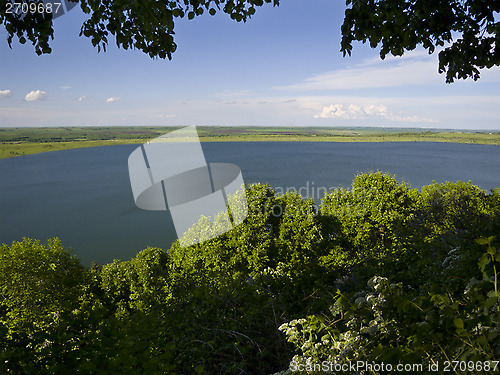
[1,142,499,266]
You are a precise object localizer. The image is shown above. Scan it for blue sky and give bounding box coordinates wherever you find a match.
[0,0,499,129]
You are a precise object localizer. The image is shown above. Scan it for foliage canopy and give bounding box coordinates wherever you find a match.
[0,0,279,58]
[1,0,499,81]
[341,0,500,82]
[1,172,499,373]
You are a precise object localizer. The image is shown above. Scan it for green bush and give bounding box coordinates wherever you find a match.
[1,174,499,374]
[278,238,499,374]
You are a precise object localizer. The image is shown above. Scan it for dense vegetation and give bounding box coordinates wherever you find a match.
[1,172,499,374]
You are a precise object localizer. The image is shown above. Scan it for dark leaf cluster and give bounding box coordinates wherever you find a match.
[341,0,500,82]
[0,0,279,59]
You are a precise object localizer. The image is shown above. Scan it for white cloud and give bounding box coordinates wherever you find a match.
[105,97,120,103]
[279,51,444,91]
[24,90,48,102]
[1,93,496,128]
[60,86,72,90]
[0,90,12,99]
[77,96,87,102]
[314,104,367,120]
[148,114,177,119]
[280,49,500,93]
[314,103,437,123]
[213,89,252,99]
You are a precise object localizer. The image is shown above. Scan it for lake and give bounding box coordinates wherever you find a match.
[1,142,499,266]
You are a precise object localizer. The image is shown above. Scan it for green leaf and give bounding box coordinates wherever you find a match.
[479,253,491,272]
[487,245,496,256]
[476,237,490,245]
[487,290,499,298]
[453,318,464,329]
[484,296,498,309]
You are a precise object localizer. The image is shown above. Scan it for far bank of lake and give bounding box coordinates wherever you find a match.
[1,126,500,159]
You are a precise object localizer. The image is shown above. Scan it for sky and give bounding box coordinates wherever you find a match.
[0,0,499,130]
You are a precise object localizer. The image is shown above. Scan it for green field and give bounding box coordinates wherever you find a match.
[1,126,499,159]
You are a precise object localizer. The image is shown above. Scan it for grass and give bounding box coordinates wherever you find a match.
[1,126,499,160]
[0,140,145,159]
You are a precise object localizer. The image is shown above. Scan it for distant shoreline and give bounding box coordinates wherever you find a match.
[1,126,500,159]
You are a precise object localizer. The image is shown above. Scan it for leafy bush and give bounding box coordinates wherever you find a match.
[278,238,499,374]
[1,173,499,374]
